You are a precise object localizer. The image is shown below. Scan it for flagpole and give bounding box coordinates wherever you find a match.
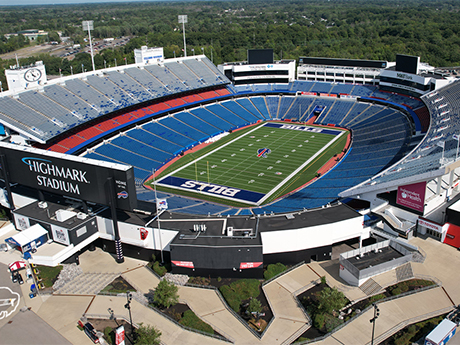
[153,169,164,264]
[457,137,459,161]
[207,161,210,185]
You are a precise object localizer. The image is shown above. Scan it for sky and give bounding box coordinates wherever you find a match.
[0,0,171,6]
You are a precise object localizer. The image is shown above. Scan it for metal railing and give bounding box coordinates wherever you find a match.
[262,261,305,286]
[186,283,263,339]
[146,264,260,340]
[94,294,231,343]
[297,282,442,344]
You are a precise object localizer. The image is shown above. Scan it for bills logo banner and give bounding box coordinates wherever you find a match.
[397,181,426,212]
[157,198,168,210]
[257,148,271,158]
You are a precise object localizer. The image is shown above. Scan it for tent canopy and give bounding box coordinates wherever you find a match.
[5,224,48,248]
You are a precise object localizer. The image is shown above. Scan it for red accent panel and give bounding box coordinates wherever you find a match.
[444,223,460,248]
[239,262,263,269]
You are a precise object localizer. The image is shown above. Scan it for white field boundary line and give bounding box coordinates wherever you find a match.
[257,129,347,205]
[157,123,265,181]
[154,182,261,205]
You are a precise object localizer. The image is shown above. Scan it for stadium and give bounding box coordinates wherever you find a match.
[1,46,460,278]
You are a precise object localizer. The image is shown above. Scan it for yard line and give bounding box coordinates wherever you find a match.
[256,130,346,205]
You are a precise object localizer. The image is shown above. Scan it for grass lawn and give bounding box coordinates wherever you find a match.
[35,265,63,288]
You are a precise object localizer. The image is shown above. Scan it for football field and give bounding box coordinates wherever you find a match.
[154,122,347,206]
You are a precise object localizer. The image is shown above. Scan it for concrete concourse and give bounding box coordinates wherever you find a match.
[1,234,459,345]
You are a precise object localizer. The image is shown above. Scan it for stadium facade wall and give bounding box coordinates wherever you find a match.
[260,216,366,255]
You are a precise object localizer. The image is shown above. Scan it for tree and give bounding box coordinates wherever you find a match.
[134,323,161,345]
[317,287,347,315]
[153,279,178,309]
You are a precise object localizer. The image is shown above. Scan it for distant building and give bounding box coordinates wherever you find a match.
[4,29,48,41]
[134,46,164,64]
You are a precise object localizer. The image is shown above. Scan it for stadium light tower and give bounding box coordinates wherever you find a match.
[82,20,96,72]
[178,15,188,57]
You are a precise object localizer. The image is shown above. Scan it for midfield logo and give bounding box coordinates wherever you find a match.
[257,148,271,158]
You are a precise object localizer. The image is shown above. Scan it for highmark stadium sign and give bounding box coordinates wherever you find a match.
[0,142,137,211]
[23,157,89,195]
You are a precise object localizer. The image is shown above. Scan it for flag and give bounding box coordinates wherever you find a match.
[453,134,460,141]
[157,198,168,210]
[437,141,445,149]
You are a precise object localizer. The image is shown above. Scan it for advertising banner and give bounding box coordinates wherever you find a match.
[418,218,443,233]
[239,262,263,269]
[0,142,137,211]
[115,325,125,345]
[51,225,70,246]
[396,181,426,212]
[171,261,194,268]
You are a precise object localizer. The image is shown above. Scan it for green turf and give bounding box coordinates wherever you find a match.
[148,122,348,206]
[172,124,338,194]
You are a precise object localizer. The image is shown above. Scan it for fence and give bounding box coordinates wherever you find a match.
[94,293,232,343]
[298,283,442,345]
[339,239,417,281]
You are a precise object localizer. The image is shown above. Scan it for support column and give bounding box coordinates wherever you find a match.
[107,177,124,263]
[0,154,15,228]
[436,176,442,196]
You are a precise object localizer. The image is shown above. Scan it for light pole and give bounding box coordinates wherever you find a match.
[82,20,95,72]
[81,64,84,74]
[114,58,117,67]
[370,303,380,345]
[104,60,106,69]
[178,15,188,57]
[124,292,134,337]
[70,65,73,76]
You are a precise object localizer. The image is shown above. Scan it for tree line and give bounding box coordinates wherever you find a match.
[1,0,460,88]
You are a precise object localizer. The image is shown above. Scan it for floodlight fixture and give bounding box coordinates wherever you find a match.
[178,15,188,57]
[82,20,96,72]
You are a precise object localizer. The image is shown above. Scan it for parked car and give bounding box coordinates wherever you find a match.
[17,273,24,285]
[0,243,8,252]
[11,272,18,283]
[84,322,99,344]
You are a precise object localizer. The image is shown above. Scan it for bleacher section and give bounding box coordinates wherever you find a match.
[0,56,229,142]
[344,80,460,196]
[3,61,438,214]
[87,92,416,214]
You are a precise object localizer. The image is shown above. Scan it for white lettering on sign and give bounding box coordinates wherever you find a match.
[418,218,443,233]
[22,157,90,195]
[180,180,241,197]
[280,124,323,133]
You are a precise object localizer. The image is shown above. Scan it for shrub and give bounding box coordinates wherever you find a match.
[152,261,167,277]
[104,326,113,345]
[247,298,262,314]
[391,287,402,296]
[264,263,287,280]
[320,276,327,285]
[314,313,325,329]
[219,279,260,313]
[324,313,343,332]
[180,310,214,334]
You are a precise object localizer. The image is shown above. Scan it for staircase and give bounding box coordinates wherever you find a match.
[360,277,383,296]
[55,272,119,295]
[396,263,414,282]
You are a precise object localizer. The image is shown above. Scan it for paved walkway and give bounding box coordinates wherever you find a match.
[2,234,460,345]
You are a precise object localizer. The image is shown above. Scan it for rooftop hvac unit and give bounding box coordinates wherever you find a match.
[38,201,48,209]
[227,227,233,237]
